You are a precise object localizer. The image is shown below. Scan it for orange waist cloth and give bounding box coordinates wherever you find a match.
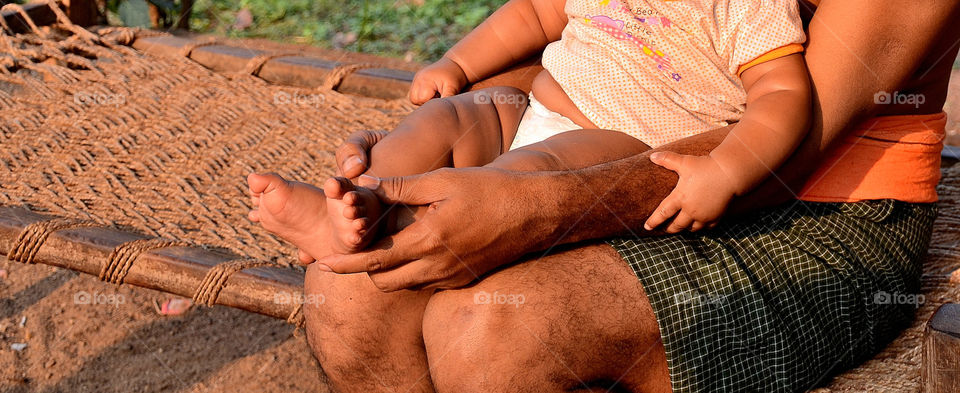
[797,112,946,203]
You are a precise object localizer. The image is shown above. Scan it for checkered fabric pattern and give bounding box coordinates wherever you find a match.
[608,200,937,392]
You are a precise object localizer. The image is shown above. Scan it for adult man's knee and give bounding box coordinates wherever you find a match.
[422,287,545,391]
[302,266,389,382]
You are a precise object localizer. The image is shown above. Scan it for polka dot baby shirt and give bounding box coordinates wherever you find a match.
[542,0,805,147]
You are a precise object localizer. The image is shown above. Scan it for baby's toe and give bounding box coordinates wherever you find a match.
[322,178,342,198]
[343,204,366,220]
[341,231,362,247]
[324,177,355,200]
[248,209,261,222]
[247,173,280,194]
[342,191,359,205]
[353,217,369,231]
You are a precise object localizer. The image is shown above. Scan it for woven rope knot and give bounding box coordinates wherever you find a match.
[8,218,97,263]
[193,258,279,306]
[100,238,187,284]
[95,27,142,46]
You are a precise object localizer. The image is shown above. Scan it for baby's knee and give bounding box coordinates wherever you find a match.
[488,146,563,172]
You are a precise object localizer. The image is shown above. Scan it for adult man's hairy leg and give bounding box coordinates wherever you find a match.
[304,266,436,393]
[302,87,527,393]
[423,243,670,393]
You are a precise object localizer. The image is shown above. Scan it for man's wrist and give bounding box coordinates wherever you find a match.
[511,170,574,250]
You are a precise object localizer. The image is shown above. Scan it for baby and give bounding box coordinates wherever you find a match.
[247,0,811,261]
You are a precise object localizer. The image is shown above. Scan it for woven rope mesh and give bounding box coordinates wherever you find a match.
[0,21,413,266]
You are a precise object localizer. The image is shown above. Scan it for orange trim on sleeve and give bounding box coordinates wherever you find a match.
[736,43,805,77]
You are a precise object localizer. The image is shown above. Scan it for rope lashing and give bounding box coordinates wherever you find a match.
[41,0,100,44]
[7,218,97,263]
[287,303,304,328]
[241,52,299,76]
[192,259,279,306]
[178,38,222,58]
[319,62,380,91]
[100,238,187,284]
[0,3,45,36]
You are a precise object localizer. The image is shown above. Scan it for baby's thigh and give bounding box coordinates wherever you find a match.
[491,129,651,172]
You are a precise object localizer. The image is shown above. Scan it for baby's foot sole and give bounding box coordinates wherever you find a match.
[246,173,336,258]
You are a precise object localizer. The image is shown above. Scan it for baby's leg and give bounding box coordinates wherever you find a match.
[323,87,527,248]
[489,129,652,172]
[365,86,528,175]
[251,87,527,256]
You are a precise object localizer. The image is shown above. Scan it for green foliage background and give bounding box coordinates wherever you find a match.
[188,0,507,62]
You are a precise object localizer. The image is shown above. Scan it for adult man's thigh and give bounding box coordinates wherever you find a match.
[422,243,671,393]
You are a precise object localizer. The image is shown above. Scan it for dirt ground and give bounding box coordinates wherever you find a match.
[0,261,327,392]
[0,58,958,393]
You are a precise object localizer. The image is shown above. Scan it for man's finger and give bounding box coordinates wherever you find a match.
[359,172,447,206]
[315,223,431,274]
[366,260,434,292]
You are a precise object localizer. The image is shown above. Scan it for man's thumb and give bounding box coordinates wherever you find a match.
[359,174,443,205]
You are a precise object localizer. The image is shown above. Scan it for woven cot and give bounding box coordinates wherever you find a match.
[1,3,959,392]
[0,6,413,267]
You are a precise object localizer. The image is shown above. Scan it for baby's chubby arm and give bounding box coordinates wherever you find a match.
[409,0,567,104]
[645,54,811,233]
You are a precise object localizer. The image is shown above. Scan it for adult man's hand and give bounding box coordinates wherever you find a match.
[315,167,547,291]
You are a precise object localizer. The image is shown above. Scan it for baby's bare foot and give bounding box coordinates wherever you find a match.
[322,177,384,253]
[247,173,337,259]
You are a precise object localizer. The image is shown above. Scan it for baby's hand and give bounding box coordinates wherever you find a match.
[644,152,738,233]
[409,57,469,105]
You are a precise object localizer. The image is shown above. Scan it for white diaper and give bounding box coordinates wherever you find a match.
[508,93,582,151]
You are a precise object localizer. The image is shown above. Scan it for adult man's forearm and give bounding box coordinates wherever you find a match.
[525,128,729,246]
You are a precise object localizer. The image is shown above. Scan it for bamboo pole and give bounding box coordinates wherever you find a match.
[0,206,304,322]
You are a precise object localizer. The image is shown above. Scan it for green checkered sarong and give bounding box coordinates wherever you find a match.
[608,199,936,393]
